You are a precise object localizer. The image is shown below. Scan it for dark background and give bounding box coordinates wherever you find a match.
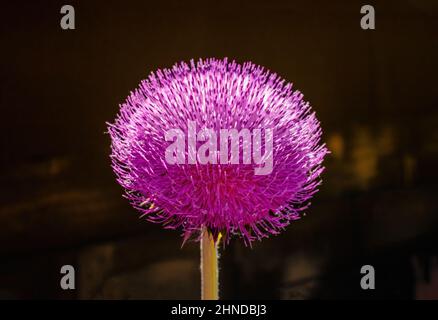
[1,0,438,299]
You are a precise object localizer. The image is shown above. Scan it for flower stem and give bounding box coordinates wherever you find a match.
[200,226,219,300]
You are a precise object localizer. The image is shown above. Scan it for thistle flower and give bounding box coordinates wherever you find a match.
[108,58,327,246]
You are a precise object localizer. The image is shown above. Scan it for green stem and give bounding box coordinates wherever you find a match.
[200,226,219,300]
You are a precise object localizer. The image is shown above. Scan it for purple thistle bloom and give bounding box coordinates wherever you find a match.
[108,58,327,245]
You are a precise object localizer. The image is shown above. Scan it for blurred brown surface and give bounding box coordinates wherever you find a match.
[1,0,438,299]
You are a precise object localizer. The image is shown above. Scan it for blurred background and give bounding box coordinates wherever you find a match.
[1,0,438,299]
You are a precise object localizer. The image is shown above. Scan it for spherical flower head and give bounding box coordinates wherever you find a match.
[108,58,328,246]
